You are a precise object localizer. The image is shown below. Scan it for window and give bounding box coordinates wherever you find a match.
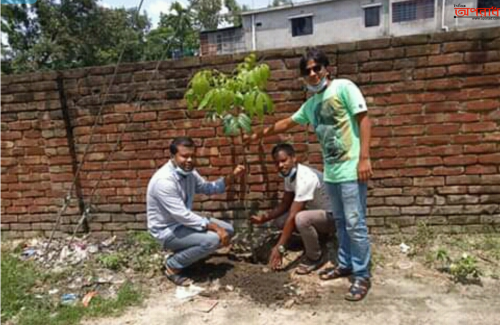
[365,6,381,27]
[291,16,313,37]
[392,0,435,23]
[477,0,500,8]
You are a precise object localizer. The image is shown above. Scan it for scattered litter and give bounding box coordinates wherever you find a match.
[225,285,234,292]
[399,243,411,254]
[102,236,117,247]
[397,261,413,270]
[209,279,221,292]
[82,291,98,307]
[88,244,99,254]
[284,298,295,308]
[193,299,218,313]
[262,267,270,273]
[21,248,37,259]
[48,289,59,295]
[61,293,79,305]
[175,284,205,300]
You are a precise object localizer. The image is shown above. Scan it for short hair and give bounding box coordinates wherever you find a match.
[299,47,330,76]
[272,143,295,159]
[170,137,195,155]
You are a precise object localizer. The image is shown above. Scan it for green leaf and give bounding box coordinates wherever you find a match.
[222,114,240,136]
[238,113,252,134]
[243,91,256,117]
[198,89,215,110]
[255,92,266,119]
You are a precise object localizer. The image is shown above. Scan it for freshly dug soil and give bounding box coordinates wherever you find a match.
[184,256,295,305]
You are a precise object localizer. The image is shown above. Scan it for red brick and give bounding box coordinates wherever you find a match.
[464,144,497,154]
[462,122,497,133]
[399,168,432,177]
[479,153,500,165]
[428,53,464,66]
[433,167,464,176]
[464,75,500,87]
[406,157,443,167]
[414,177,445,187]
[426,79,462,90]
[465,100,499,112]
[443,155,478,166]
[466,165,497,174]
[447,113,480,123]
[447,64,483,76]
[484,62,500,74]
[446,175,481,185]
[452,134,482,144]
[426,124,460,135]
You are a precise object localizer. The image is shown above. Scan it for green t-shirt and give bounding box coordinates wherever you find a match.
[291,79,368,184]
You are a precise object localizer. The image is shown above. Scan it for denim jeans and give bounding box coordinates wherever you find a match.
[161,218,234,270]
[326,181,371,279]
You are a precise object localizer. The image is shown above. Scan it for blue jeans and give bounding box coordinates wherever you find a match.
[162,218,234,270]
[326,181,371,279]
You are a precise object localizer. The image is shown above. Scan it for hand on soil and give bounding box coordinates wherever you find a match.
[269,247,283,270]
[250,214,267,225]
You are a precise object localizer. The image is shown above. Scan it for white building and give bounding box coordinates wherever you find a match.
[200,0,500,55]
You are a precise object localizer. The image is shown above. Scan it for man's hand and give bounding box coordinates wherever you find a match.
[358,158,373,183]
[207,223,230,246]
[233,164,246,178]
[216,228,230,247]
[269,246,283,270]
[250,214,268,225]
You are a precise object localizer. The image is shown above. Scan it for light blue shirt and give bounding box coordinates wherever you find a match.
[146,160,226,241]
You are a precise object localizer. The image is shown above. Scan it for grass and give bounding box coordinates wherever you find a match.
[1,247,143,325]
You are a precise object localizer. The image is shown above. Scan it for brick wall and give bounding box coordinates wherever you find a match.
[2,27,499,238]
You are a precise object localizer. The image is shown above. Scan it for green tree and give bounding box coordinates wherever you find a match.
[189,0,222,31]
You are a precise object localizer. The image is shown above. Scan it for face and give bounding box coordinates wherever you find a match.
[303,59,328,86]
[173,145,194,171]
[274,150,296,176]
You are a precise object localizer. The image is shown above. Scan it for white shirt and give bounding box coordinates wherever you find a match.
[284,164,332,212]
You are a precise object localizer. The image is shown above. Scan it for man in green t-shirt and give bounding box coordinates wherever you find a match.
[246,47,373,301]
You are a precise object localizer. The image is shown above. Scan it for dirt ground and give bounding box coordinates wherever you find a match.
[82,237,500,325]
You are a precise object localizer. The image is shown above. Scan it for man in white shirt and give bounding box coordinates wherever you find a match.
[250,143,335,274]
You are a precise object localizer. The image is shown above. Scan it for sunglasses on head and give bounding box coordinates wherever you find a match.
[302,65,323,76]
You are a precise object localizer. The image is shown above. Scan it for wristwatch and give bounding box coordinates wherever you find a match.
[277,245,286,255]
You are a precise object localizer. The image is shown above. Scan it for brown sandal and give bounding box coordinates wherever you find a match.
[319,267,352,281]
[345,278,371,301]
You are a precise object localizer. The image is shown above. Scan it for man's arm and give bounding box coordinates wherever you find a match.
[246,117,298,144]
[356,112,373,182]
[276,201,306,247]
[156,179,209,231]
[250,192,294,224]
[269,200,306,269]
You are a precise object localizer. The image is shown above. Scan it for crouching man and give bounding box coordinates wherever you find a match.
[250,143,334,274]
[147,136,245,286]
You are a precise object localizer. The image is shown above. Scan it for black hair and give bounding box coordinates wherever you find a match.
[299,47,330,76]
[272,143,295,159]
[170,137,195,155]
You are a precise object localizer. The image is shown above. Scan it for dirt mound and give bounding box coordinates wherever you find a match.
[184,257,295,305]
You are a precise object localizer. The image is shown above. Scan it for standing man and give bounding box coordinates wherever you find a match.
[250,143,334,275]
[246,47,373,301]
[147,136,245,286]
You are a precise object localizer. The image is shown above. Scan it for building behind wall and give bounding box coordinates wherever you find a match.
[200,0,500,55]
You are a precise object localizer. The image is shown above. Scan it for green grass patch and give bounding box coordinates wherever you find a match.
[1,251,143,325]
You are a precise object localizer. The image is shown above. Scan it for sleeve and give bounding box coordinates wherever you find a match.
[193,170,226,195]
[339,80,368,116]
[155,178,209,231]
[291,100,312,125]
[294,169,320,203]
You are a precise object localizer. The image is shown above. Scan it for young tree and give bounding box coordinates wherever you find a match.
[185,54,274,251]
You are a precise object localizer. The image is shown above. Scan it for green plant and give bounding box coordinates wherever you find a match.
[98,252,127,271]
[185,53,274,136]
[449,253,482,283]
